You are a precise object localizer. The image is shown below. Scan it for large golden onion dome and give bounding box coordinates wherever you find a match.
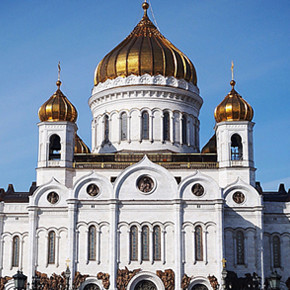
[214,80,254,123]
[74,134,90,154]
[94,2,197,86]
[38,80,78,123]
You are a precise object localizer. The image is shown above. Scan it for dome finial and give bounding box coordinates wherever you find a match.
[142,1,149,17]
[230,60,236,89]
[56,61,62,89]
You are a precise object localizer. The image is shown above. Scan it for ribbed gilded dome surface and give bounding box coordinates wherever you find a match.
[38,80,78,123]
[75,134,90,154]
[214,80,253,123]
[94,2,197,86]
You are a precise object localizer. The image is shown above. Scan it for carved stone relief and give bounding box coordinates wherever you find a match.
[116,267,141,290]
[156,269,175,290]
[232,191,245,204]
[207,275,219,290]
[97,272,110,289]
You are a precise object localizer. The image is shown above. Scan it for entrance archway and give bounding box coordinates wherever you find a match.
[134,280,157,290]
[83,284,100,290]
[191,284,208,290]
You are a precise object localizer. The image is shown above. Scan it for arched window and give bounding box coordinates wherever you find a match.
[142,226,149,261]
[163,112,170,141]
[12,236,19,267]
[141,111,149,140]
[88,226,96,261]
[104,115,109,142]
[48,231,56,264]
[49,134,61,160]
[231,134,243,160]
[236,230,245,265]
[121,112,127,141]
[130,226,138,261]
[273,236,281,268]
[182,115,187,144]
[195,226,203,261]
[153,226,161,261]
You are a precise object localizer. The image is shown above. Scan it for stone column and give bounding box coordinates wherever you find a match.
[67,199,78,288]
[109,200,118,290]
[28,206,38,285]
[174,200,183,290]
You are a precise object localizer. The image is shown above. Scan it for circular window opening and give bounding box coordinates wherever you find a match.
[232,191,245,204]
[134,280,157,290]
[191,183,204,197]
[83,284,100,290]
[47,192,59,204]
[137,176,155,194]
[86,184,100,197]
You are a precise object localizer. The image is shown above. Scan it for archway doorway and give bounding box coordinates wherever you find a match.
[191,284,208,290]
[134,280,157,290]
[83,284,100,290]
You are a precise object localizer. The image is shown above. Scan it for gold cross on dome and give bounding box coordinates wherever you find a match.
[231,60,234,80]
[58,61,61,81]
[222,258,227,269]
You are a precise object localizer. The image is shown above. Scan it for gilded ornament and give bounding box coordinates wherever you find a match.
[214,79,253,123]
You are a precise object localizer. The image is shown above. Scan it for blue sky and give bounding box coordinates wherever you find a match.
[0,0,289,192]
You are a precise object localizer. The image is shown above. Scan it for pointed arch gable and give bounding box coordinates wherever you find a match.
[113,155,177,200]
[73,171,113,199]
[178,170,221,200]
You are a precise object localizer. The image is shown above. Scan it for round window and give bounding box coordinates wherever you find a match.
[191,183,204,197]
[47,192,59,204]
[137,176,155,193]
[232,191,245,204]
[86,184,100,197]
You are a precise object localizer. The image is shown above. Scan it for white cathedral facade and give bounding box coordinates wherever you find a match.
[0,2,289,290]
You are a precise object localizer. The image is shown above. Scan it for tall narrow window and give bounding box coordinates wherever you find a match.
[153,226,161,261]
[121,112,127,141]
[195,226,203,261]
[141,111,149,140]
[88,226,96,261]
[142,226,149,261]
[273,236,281,268]
[104,115,109,142]
[231,134,243,160]
[12,236,20,267]
[48,231,56,264]
[236,230,245,265]
[163,112,170,141]
[130,226,138,261]
[49,134,61,160]
[182,115,187,144]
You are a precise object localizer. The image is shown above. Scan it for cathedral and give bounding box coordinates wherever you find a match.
[0,2,289,290]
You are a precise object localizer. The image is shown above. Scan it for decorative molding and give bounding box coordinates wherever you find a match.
[116,267,141,290]
[156,269,175,290]
[207,275,219,290]
[93,74,198,94]
[97,272,110,289]
[181,274,192,289]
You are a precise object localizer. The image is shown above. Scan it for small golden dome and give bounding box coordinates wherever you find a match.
[94,2,197,86]
[38,80,78,123]
[201,134,216,153]
[74,134,90,154]
[214,80,254,123]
